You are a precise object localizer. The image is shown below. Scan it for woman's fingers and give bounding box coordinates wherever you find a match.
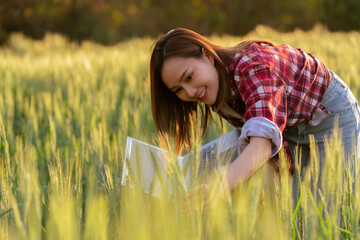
[180,184,210,215]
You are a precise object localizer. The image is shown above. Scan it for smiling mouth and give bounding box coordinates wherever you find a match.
[198,88,207,101]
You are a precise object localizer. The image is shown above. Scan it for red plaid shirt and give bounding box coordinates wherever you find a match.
[219,43,332,174]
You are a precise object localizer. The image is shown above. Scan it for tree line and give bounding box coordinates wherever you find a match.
[1,0,359,45]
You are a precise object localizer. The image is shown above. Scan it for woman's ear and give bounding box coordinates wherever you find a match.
[201,47,215,64]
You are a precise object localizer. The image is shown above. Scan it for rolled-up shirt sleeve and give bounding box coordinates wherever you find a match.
[238,117,283,157]
[234,48,288,157]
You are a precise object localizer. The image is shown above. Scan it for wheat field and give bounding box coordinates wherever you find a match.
[1,25,360,239]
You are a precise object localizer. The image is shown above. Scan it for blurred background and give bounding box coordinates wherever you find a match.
[1,0,359,45]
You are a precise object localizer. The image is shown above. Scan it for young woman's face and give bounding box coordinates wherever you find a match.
[161,51,219,105]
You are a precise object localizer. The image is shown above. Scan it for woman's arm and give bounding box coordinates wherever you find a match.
[181,136,272,213]
[223,136,272,191]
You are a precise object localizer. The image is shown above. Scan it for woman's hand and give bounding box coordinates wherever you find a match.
[181,184,209,215]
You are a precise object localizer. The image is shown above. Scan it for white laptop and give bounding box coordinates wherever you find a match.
[121,129,241,197]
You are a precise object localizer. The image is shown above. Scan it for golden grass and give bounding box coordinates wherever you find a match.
[0,25,359,239]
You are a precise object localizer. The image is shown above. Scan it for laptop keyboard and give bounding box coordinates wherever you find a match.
[197,143,217,179]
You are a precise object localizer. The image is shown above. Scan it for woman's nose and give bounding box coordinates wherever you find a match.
[183,85,196,98]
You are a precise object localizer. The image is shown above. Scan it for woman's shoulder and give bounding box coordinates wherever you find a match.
[244,42,296,57]
[233,43,275,69]
[235,42,303,68]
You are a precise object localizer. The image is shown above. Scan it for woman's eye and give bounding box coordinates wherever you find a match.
[186,74,193,81]
[174,88,182,94]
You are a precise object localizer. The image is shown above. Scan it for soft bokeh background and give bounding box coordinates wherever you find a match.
[1,0,360,44]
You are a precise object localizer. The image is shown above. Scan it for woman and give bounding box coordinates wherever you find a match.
[150,28,360,192]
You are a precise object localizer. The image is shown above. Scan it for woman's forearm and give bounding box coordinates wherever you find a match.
[223,137,272,191]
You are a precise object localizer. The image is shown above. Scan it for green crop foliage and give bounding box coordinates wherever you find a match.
[0,25,360,239]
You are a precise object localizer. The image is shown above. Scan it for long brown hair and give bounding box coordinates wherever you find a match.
[150,28,275,153]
